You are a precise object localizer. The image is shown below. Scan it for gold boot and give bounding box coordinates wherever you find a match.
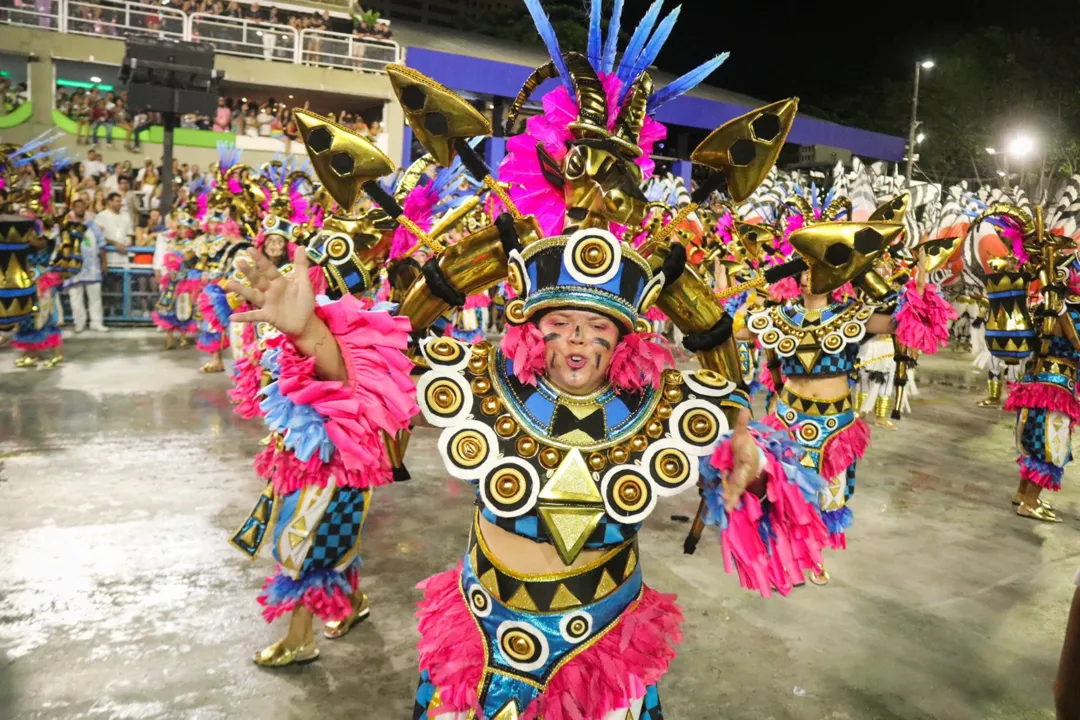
[809,565,831,586]
[1016,502,1062,523]
[874,395,895,428]
[253,637,320,667]
[977,379,1002,408]
[179,335,190,349]
[15,355,38,368]
[324,593,370,639]
[41,354,63,369]
[854,390,868,416]
[164,336,176,351]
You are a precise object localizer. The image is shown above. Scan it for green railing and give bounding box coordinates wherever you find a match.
[51,109,234,148]
[0,103,33,129]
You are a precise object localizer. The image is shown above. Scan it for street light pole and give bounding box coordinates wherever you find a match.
[905,61,924,186]
[905,60,934,185]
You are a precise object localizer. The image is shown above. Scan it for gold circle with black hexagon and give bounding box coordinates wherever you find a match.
[500,628,542,665]
[651,447,691,491]
[425,378,464,419]
[679,408,719,448]
[495,415,519,438]
[505,298,527,325]
[448,428,490,470]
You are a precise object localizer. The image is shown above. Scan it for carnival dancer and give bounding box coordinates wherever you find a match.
[983,207,1080,522]
[152,210,201,350]
[744,218,956,583]
[237,0,856,712]
[11,225,64,368]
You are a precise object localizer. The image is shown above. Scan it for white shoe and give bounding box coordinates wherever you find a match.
[90,326,110,333]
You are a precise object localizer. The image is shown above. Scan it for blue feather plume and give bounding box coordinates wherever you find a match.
[11,129,62,159]
[600,0,624,74]
[615,0,664,87]
[587,0,603,69]
[618,5,680,106]
[647,52,728,111]
[522,0,573,93]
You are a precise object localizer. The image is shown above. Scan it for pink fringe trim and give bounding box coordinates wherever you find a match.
[197,286,228,334]
[196,333,228,354]
[415,565,683,720]
[1005,381,1080,426]
[761,413,871,481]
[499,322,546,386]
[894,281,957,355]
[769,276,800,302]
[257,564,359,623]
[151,312,194,334]
[758,360,779,394]
[1018,457,1062,492]
[37,271,63,294]
[229,353,265,419]
[273,297,417,479]
[644,306,668,322]
[608,332,674,393]
[12,334,62,352]
[711,440,829,596]
[463,293,492,309]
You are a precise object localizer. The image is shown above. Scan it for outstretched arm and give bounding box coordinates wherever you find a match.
[228,248,347,382]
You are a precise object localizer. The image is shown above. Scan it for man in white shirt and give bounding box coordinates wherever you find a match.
[84,149,106,180]
[68,193,132,333]
[102,167,121,195]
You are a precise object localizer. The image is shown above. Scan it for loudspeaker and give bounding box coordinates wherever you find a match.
[119,37,223,116]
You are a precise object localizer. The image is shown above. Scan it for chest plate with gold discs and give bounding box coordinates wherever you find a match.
[417,336,750,565]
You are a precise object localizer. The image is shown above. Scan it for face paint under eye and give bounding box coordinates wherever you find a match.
[593,337,612,350]
[543,333,560,343]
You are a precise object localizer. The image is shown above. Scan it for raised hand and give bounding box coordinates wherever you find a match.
[228,247,315,338]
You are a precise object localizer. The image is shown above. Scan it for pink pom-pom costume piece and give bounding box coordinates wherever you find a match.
[1005,381,1080,427]
[463,293,492,309]
[500,322,547,386]
[607,332,675,393]
[389,183,437,260]
[643,306,668,322]
[894,280,958,355]
[229,353,266,420]
[769,275,801,302]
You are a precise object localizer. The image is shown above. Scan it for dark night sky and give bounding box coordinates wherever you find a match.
[628,0,1076,107]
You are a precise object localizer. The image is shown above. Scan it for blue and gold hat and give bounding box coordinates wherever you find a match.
[505,228,664,332]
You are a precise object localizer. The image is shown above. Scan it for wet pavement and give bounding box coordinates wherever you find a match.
[0,330,1076,720]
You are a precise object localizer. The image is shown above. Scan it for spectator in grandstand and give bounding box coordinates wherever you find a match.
[90,99,114,146]
[130,106,153,150]
[136,159,158,199]
[84,148,107,180]
[213,96,232,132]
[136,207,165,247]
[256,101,275,137]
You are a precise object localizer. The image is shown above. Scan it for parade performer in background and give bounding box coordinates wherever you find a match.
[230,0,868,710]
[981,205,1080,522]
[743,209,955,582]
[152,209,201,350]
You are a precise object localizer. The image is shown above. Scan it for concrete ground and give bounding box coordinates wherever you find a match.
[0,329,1077,720]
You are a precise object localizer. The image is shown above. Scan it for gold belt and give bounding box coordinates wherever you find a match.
[468,511,640,613]
[779,386,853,416]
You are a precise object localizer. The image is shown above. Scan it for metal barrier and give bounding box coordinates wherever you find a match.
[3,0,62,32]
[189,13,299,62]
[66,0,185,40]
[3,0,402,71]
[299,29,398,72]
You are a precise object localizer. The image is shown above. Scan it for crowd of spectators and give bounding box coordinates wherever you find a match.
[55,85,386,152]
[0,77,29,115]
